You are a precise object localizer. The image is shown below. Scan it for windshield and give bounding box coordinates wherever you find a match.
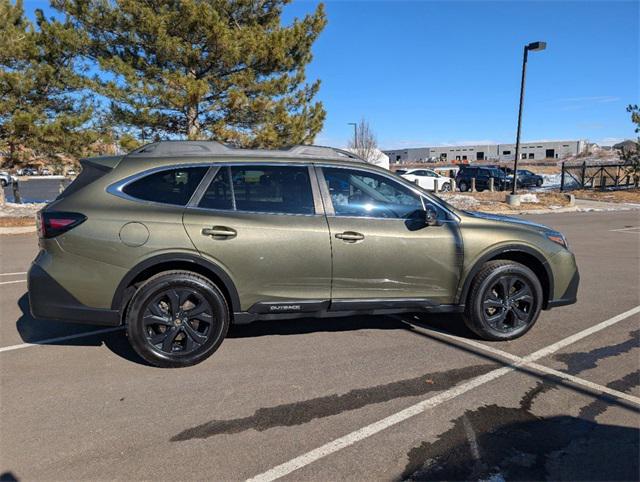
[490,169,505,177]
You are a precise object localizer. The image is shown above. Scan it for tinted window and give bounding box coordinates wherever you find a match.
[123,167,207,205]
[198,167,233,210]
[231,165,314,214]
[322,167,422,219]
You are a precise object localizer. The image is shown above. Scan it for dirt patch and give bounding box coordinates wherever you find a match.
[0,202,43,227]
[0,217,35,227]
[572,188,640,204]
[441,191,571,213]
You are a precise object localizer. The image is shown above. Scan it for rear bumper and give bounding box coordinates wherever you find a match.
[28,264,121,326]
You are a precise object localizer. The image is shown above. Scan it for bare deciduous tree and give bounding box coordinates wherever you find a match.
[348,118,379,163]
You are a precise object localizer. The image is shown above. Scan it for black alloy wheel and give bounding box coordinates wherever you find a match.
[481,274,535,333]
[143,287,213,355]
[126,271,229,368]
[464,260,542,340]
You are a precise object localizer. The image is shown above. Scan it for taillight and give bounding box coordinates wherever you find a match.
[37,211,87,239]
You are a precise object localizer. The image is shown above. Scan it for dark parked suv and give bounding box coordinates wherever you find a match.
[456,166,509,192]
[28,142,579,367]
[514,169,544,188]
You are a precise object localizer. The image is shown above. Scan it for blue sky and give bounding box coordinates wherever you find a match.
[25,0,639,148]
[282,0,639,148]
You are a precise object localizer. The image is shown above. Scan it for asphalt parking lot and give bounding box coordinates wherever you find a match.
[3,178,72,204]
[0,210,638,481]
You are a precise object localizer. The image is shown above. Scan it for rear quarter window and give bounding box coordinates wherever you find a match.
[122,167,208,206]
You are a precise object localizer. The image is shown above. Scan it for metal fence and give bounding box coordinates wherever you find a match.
[560,161,638,192]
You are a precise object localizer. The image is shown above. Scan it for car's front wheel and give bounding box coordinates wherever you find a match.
[464,260,542,340]
[459,181,468,192]
[126,271,230,368]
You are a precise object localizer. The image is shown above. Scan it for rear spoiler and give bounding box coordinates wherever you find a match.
[80,155,124,171]
[56,155,123,200]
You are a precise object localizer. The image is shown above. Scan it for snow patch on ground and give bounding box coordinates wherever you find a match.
[519,193,539,203]
[0,202,45,218]
[442,194,480,209]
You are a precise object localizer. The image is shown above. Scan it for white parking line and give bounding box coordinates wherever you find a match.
[247,305,640,482]
[0,272,27,276]
[404,318,640,405]
[609,226,640,233]
[0,279,26,285]
[0,327,124,353]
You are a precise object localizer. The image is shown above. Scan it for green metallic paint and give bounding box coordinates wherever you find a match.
[31,149,578,321]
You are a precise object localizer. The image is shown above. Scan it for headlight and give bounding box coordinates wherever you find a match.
[547,231,568,248]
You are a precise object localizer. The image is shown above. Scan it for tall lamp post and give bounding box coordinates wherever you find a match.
[348,122,357,149]
[511,41,546,195]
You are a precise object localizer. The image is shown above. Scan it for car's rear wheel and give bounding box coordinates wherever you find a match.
[536,178,543,187]
[464,260,542,340]
[440,182,452,192]
[459,181,468,192]
[126,271,229,368]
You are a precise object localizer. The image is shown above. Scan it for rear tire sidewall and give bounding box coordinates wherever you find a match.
[126,272,229,368]
[459,181,468,192]
[465,262,543,341]
[536,178,543,187]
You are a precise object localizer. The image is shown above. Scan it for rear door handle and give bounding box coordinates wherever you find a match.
[202,226,237,238]
[335,231,364,242]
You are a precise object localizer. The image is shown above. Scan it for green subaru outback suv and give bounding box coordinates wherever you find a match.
[28,141,578,367]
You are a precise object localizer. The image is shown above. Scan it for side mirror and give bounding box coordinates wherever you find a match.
[424,204,440,226]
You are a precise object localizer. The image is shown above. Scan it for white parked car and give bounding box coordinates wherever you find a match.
[0,171,17,187]
[401,168,453,192]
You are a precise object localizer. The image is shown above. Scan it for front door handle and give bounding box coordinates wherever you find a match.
[335,231,364,242]
[202,226,237,238]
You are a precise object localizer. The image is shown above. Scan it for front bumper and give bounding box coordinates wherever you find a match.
[28,264,121,326]
[544,245,580,309]
[546,268,579,308]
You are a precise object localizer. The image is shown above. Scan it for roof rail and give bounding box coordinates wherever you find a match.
[285,145,365,161]
[126,141,366,162]
[129,141,231,157]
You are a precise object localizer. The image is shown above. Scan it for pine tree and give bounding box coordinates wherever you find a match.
[53,0,327,148]
[0,0,98,168]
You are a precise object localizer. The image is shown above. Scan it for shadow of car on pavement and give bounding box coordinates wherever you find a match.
[16,292,476,366]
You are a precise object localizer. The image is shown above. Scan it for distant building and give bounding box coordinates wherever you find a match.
[384,140,588,164]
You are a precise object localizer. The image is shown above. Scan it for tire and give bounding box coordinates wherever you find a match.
[459,181,468,192]
[536,178,543,187]
[440,182,452,192]
[463,260,543,341]
[0,180,6,187]
[126,270,230,368]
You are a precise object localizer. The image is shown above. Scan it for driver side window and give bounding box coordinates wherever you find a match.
[322,167,423,219]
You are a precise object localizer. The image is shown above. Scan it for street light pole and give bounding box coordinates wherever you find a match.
[348,122,357,149]
[511,41,546,195]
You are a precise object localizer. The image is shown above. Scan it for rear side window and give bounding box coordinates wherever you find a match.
[198,165,314,215]
[123,167,208,206]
